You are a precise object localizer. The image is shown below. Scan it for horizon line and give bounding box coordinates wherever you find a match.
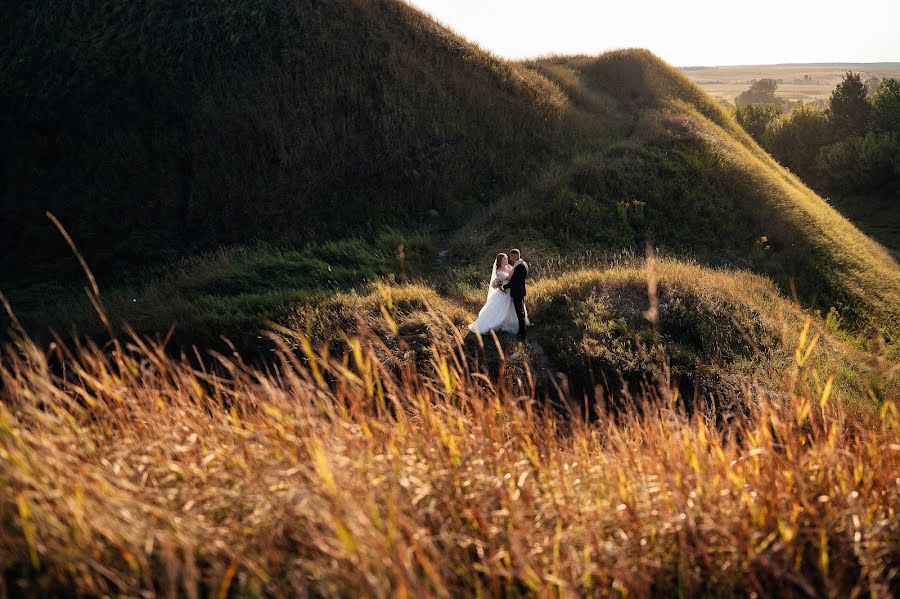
[678,60,900,69]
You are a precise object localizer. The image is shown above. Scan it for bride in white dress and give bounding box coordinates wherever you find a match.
[468,253,529,335]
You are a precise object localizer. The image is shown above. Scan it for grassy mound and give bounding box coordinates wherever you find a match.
[6,236,433,351]
[9,252,890,410]
[278,283,472,365]
[268,261,893,412]
[526,262,894,413]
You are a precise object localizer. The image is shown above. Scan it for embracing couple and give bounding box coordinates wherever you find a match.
[468,248,530,340]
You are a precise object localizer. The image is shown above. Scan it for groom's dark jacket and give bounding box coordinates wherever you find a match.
[504,261,528,299]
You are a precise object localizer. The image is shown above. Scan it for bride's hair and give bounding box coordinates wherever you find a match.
[495,253,508,269]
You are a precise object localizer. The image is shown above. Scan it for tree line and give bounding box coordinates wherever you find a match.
[734,74,900,199]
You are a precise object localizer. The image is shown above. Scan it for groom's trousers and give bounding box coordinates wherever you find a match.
[512,296,527,340]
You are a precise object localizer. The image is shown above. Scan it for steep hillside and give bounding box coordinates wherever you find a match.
[452,51,900,339]
[1,0,622,286]
[3,0,898,345]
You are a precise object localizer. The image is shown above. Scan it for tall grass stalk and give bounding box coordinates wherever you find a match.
[1,307,897,596]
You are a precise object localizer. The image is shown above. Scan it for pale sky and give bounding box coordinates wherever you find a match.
[406,0,900,66]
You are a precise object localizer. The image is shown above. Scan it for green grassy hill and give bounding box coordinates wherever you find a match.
[1,0,621,286]
[452,52,900,340]
[3,0,898,353]
[274,263,895,413]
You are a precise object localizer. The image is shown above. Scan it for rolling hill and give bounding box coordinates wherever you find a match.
[452,52,900,339]
[3,0,898,349]
[2,0,620,285]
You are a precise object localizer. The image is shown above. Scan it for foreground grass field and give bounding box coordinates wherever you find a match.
[1,306,898,596]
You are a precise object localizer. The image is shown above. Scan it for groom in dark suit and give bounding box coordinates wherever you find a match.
[503,248,529,340]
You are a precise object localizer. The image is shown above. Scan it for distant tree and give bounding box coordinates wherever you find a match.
[735,78,783,106]
[735,103,783,140]
[829,72,871,137]
[765,104,832,180]
[871,78,900,133]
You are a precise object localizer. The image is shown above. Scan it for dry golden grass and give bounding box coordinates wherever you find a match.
[1,301,898,596]
[279,283,472,349]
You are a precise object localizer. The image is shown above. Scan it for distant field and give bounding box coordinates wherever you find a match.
[681,62,900,105]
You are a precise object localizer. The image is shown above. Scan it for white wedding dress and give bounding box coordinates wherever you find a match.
[468,265,529,335]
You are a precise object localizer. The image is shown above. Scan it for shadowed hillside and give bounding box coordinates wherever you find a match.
[1,0,623,286]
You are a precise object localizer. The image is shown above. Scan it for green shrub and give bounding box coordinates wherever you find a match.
[816,132,900,194]
[735,103,784,140]
[764,104,833,180]
[871,77,900,133]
